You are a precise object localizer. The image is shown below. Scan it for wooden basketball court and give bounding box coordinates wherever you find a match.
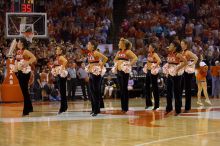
[0,98,220,146]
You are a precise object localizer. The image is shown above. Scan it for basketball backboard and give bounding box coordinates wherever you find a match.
[5,12,47,38]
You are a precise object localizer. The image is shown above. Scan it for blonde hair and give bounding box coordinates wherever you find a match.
[120,38,132,50]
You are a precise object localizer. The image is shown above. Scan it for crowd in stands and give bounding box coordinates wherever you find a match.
[120,0,220,67]
[0,0,219,101]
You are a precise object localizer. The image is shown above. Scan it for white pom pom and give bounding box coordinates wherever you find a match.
[60,70,68,78]
[185,64,195,73]
[91,66,101,75]
[151,63,161,75]
[121,61,131,73]
[162,63,169,75]
[85,65,89,72]
[17,60,31,74]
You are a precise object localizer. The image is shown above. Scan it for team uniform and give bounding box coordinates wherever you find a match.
[15,50,33,116]
[116,50,130,112]
[145,53,160,110]
[87,51,103,115]
[54,56,68,114]
[165,53,182,115]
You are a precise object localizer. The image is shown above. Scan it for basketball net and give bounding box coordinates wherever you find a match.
[22,32,34,43]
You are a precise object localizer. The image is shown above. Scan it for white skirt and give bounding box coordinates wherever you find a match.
[51,65,68,78]
[120,61,132,74]
[184,61,195,74]
[86,65,106,76]
[15,60,31,74]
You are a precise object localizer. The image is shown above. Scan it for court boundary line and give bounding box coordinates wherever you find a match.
[135,131,220,146]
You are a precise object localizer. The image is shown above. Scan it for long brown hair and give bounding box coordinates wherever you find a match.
[18,38,29,50]
[90,40,98,51]
[181,39,189,50]
[121,38,132,50]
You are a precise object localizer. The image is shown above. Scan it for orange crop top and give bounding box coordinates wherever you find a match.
[88,51,99,63]
[167,53,180,64]
[117,50,129,61]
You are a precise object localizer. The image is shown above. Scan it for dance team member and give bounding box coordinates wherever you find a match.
[113,38,138,112]
[54,47,68,114]
[86,40,108,116]
[13,38,36,116]
[164,41,187,116]
[181,40,198,113]
[143,44,161,110]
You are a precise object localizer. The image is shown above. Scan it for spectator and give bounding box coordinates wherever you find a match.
[33,67,42,100]
[40,68,49,100]
[210,61,220,98]
[77,62,89,100]
[196,61,212,106]
[67,62,77,100]
[103,75,115,98]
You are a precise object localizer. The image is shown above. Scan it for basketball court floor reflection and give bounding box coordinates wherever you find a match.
[0,98,220,146]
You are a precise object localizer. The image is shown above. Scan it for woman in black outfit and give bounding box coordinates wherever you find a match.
[180,40,198,113]
[144,44,161,110]
[165,41,187,116]
[86,40,108,116]
[14,38,36,116]
[54,47,68,114]
[113,38,138,112]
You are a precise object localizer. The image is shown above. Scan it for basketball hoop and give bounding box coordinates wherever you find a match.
[22,32,34,43]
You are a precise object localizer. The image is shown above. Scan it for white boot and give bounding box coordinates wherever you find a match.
[197,99,204,106]
[205,99,212,105]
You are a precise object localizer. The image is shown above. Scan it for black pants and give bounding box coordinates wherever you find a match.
[166,75,182,114]
[59,76,67,112]
[99,77,104,108]
[67,78,76,99]
[145,70,159,108]
[89,74,102,114]
[181,72,193,111]
[16,71,33,115]
[117,71,129,111]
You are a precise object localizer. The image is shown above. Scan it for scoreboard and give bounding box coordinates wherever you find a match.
[11,0,34,12]
[21,0,34,12]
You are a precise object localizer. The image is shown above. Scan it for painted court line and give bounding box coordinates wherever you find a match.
[0,112,138,123]
[135,131,220,146]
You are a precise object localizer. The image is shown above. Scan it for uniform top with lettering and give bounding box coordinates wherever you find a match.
[117,50,129,60]
[16,50,29,61]
[167,53,180,64]
[147,53,157,63]
[88,51,99,63]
